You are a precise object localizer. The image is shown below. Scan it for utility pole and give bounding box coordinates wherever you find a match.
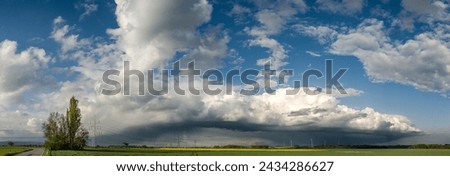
[338,137,341,146]
[310,138,314,148]
[90,119,101,146]
[290,139,293,147]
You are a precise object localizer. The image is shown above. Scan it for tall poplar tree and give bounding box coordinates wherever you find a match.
[43,96,89,150]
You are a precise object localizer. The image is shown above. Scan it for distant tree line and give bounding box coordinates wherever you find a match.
[208,144,450,149]
[411,144,450,149]
[42,96,89,150]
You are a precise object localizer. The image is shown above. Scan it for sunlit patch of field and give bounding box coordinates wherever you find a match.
[0,147,31,156]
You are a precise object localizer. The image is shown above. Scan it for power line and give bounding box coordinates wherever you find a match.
[89,119,101,146]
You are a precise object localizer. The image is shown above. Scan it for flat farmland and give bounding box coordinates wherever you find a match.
[0,147,31,156]
[49,147,450,156]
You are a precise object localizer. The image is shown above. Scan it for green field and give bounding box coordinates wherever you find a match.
[0,147,31,156]
[49,147,450,156]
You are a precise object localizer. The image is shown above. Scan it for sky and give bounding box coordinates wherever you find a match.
[0,0,449,146]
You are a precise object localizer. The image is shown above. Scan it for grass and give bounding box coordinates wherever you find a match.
[0,146,32,156]
[49,147,450,156]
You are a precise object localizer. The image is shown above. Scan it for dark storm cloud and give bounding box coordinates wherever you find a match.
[98,120,422,146]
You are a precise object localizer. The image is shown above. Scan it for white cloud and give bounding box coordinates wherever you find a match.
[294,24,338,44]
[55,86,420,141]
[306,51,321,57]
[77,1,98,20]
[346,107,418,132]
[248,36,287,69]
[26,117,45,133]
[171,88,419,134]
[108,0,217,70]
[51,16,90,54]
[0,109,46,142]
[331,19,450,94]
[229,4,251,15]
[251,0,308,15]
[255,10,285,35]
[402,0,447,15]
[316,0,365,15]
[245,0,308,70]
[247,0,308,36]
[331,19,386,53]
[0,40,52,106]
[179,26,230,69]
[0,40,53,141]
[50,17,123,83]
[395,0,449,30]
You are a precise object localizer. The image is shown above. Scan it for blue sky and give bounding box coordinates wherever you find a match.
[0,0,449,145]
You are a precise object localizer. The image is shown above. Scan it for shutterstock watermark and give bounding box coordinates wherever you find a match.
[100,60,348,96]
